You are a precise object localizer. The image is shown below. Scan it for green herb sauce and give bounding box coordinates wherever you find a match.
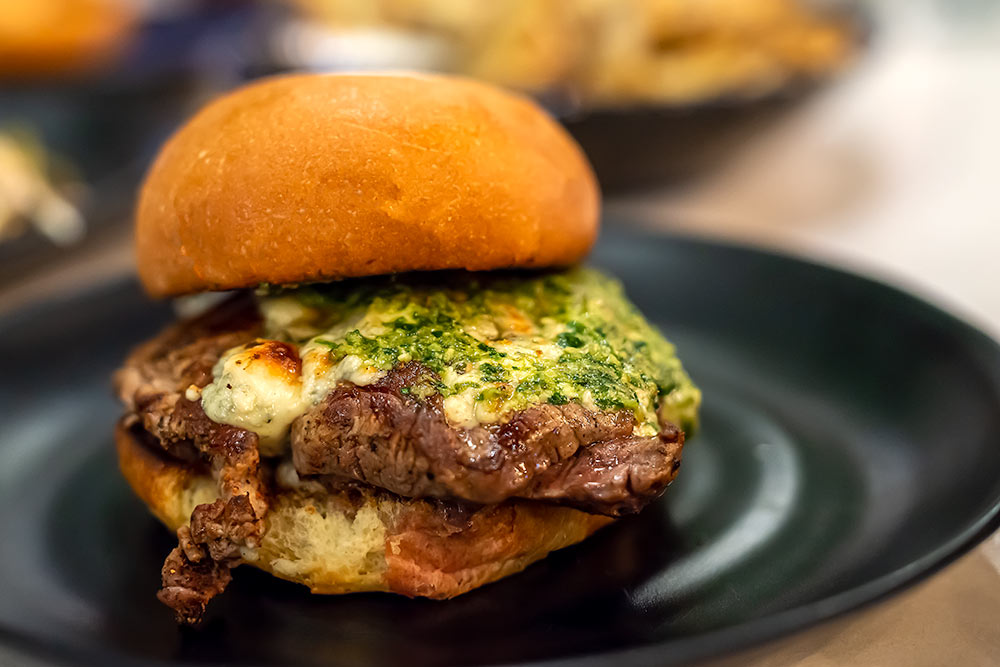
[259,268,700,435]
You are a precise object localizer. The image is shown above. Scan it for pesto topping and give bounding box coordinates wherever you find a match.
[257,267,700,435]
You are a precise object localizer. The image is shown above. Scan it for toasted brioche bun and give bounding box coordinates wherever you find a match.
[136,73,600,298]
[116,422,612,597]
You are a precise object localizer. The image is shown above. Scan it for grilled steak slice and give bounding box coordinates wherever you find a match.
[114,295,267,623]
[291,363,684,517]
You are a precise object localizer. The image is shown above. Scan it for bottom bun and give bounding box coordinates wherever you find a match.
[116,423,613,598]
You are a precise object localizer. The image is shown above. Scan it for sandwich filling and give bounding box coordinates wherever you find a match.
[200,268,700,456]
[116,267,699,624]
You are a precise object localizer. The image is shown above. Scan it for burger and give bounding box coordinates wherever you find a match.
[113,73,701,624]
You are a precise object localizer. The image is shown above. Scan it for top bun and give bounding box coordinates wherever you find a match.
[136,73,600,297]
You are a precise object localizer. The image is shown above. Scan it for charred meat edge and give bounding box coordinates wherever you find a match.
[114,294,267,623]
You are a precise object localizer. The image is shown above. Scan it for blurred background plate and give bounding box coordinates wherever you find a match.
[554,2,871,191]
[1,226,999,666]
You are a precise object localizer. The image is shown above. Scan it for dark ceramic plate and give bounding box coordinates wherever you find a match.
[2,227,999,666]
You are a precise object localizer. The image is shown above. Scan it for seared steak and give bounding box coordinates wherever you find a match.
[118,303,685,519]
[292,363,683,516]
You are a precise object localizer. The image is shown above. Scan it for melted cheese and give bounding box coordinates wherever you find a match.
[201,341,387,456]
[201,343,308,456]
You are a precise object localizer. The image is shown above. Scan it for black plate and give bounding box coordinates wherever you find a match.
[2,227,999,666]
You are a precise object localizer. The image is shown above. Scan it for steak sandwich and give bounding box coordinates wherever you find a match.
[113,72,701,624]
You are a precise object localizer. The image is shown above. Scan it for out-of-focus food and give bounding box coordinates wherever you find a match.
[0,131,85,245]
[282,0,856,106]
[0,0,136,79]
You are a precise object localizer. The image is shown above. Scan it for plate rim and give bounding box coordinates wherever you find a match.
[2,228,1000,667]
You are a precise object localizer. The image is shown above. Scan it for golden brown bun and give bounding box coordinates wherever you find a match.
[136,73,600,298]
[116,422,612,597]
[0,0,136,79]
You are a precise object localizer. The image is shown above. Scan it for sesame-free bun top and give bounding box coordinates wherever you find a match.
[136,73,600,297]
